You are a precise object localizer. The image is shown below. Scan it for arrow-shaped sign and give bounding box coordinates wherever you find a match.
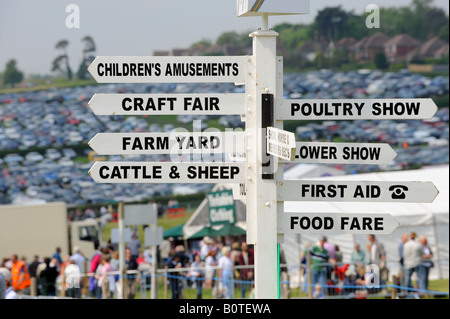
[266,126,297,161]
[88,56,247,84]
[89,162,246,184]
[88,132,245,155]
[280,142,397,165]
[278,212,399,235]
[88,93,245,116]
[277,180,439,203]
[278,98,438,120]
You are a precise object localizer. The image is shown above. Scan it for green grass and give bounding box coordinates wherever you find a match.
[0,78,98,94]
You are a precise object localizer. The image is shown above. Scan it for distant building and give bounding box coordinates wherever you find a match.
[384,34,422,63]
[298,39,328,62]
[354,32,389,63]
[434,43,449,58]
[414,37,448,59]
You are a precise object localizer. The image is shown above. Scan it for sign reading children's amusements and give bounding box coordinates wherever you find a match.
[87,0,440,299]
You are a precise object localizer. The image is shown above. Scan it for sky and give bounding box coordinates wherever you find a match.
[0,0,449,76]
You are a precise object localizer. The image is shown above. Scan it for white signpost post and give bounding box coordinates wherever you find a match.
[85,0,441,300]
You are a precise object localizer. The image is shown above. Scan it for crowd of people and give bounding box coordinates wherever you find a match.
[301,232,434,298]
[1,231,434,300]
[166,236,255,299]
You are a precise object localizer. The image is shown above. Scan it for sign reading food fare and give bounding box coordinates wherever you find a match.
[278,212,399,235]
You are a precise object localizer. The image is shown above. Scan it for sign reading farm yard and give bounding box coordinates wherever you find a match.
[207,190,236,226]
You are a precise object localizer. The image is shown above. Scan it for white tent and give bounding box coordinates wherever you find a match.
[281,164,449,283]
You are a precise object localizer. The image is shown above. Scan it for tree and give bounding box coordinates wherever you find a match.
[2,59,24,87]
[315,6,349,41]
[77,35,96,79]
[374,51,389,69]
[53,39,73,80]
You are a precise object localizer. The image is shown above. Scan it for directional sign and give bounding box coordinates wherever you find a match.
[89,162,246,184]
[237,0,309,17]
[124,204,157,226]
[111,228,131,244]
[278,98,438,120]
[144,227,164,247]
[89,132,245,155]
[281,142,397,165]
[88,93,245,116]
[278,212,399,235]
[266,126,296,161]
[88,56,247,84]
[277,180,439,203]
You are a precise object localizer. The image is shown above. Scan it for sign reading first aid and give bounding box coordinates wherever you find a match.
[237,0,309,17]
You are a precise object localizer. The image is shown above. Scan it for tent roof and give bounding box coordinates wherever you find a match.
[187,223,246,240]
[163,223,185,238]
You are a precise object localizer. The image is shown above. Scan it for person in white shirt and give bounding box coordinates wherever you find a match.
[403,231,424,290]
[0,268,19,299]
[217,246,234,299]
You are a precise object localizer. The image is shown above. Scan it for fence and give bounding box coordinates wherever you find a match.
[20,258,449,300]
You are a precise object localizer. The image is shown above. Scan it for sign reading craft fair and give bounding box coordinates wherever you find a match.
[88,93,245,115]
[207,190,236,226]
[88,56,247,84]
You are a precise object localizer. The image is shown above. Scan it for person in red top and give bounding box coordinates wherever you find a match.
[10,254,31,295]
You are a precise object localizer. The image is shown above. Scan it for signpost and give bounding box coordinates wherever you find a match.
[278,212,399,235]
[283,142,398,165]
[89,132,245,155]
[277,98,438,120]
[266,126,297,161]
[88,93,245,115]
[277,180,439,203]
[85,0,441,300]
